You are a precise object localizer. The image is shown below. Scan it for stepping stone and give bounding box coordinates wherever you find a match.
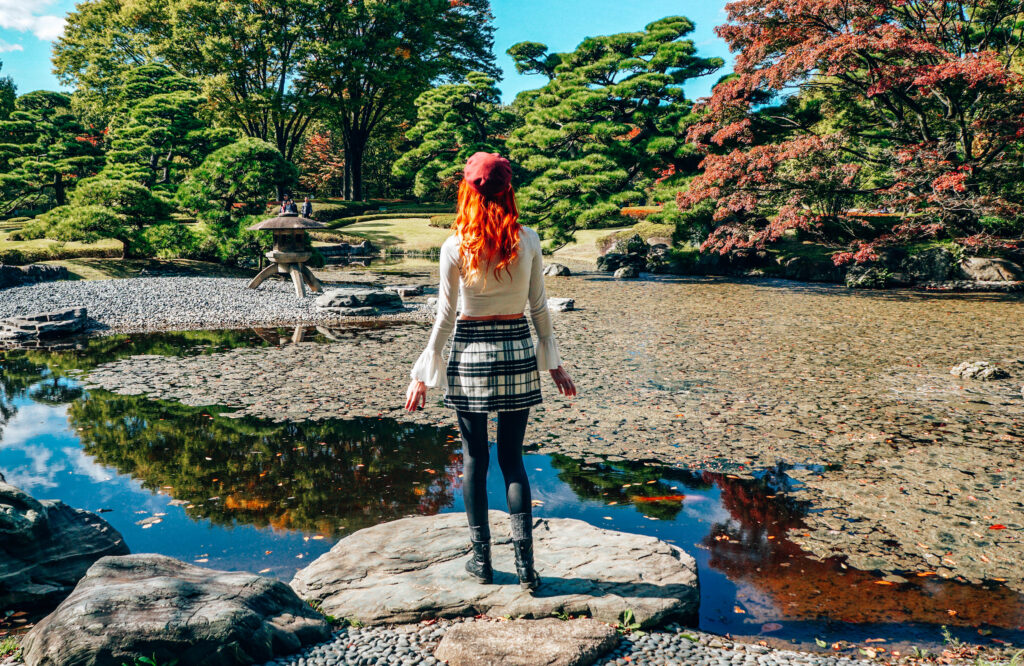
[21,554,331,666]
[290,511,698,628]
[434,618,618,666]
[1,479,129,613]
[383,284,425,298]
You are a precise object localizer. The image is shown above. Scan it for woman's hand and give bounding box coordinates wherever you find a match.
[405,379,428,412]
[549,366,577,398]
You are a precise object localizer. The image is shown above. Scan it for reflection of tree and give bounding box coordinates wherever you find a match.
[548,454,713,521]
[70,390,461,536]
[702,472,1024,629]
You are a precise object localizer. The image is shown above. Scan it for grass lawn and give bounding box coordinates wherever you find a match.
[549,227,631,265]
[1,221,122,262]
[41,258,253,281]
[341,217,453,252]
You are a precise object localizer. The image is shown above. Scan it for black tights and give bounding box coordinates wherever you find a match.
[457,409,531,533]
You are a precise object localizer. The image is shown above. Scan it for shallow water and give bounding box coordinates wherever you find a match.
[2,329,1023,654]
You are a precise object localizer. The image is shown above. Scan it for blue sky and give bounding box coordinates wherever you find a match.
[0,0,732,101]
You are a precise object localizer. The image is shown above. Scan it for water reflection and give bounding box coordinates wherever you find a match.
[2,329,1023,652]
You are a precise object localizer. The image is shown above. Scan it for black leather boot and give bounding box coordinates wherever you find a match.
[465,525,493,584]
[510,512,540,591]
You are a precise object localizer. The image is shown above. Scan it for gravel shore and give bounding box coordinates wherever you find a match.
[261,619,871,666]
[0,276,424,332]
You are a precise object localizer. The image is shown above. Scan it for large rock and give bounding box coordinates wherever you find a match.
[544,263,572,277]
[383,284,425,298]
[0,263,70,290]
[21,554,331,666]
[613,265,639,279]
[290,511,698,628]
[434,618,618,666]
[1,480,129,612]
[900,247,956,282]
[0,307,88,340]
[960,257,1024,282]
[314,288,403,316]
[845,265,890,289]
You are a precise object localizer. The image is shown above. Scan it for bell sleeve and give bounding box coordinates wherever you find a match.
[527,231,563,371]
[410,239,460,387]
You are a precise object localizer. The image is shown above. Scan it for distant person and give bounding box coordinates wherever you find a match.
[302,197,313,218]
[281,196,298,214]
[405,152,577,592]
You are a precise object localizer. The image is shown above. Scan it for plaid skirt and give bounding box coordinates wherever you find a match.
[444,318,543,413]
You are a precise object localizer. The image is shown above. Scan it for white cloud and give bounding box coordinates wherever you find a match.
[0,0,68,42]
[0,39,23,53]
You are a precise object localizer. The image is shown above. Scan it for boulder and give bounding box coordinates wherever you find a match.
[900,247,956,282]
[314,288,403,315]
[548,297,575,312]
[544,263,572,277]
[845,265,890,289]
[21,554,331,666]
[434,618,618,666]
[290,511,698,628]
[0,307,88,341]
[596,252,644,273]
[613,265,639,279]
[951,360,1010,381]
[1,480,129,613]
[349,240,376,256]
[0,263,70,290]
[960,257,1024,282]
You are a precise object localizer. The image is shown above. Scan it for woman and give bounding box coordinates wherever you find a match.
[404,152,576,591]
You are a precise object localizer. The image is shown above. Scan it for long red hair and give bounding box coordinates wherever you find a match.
[452,179,521,285]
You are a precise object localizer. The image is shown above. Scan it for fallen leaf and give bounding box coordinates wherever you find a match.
[989,524,1008,530]
[733,605,746,614]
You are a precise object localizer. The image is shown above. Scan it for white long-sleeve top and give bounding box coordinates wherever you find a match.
[410,226,562,387]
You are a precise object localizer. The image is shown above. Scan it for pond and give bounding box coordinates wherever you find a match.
[2,328,1022,656]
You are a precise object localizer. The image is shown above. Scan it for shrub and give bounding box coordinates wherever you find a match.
[141,222,202,259]
[7,219,48,240]
[620,206,663,221]
[978,215,1024,237]
[597,222,674,255]
[429,214,456,228]
[71,178,171,229]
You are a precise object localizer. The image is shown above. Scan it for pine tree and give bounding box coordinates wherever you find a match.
[392,72,512,200]
[507,17,722,246]
[0,91,104,215]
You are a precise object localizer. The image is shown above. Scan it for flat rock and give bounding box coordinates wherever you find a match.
[383,284,425,298]
[0,306,87,340]
[0,480,128,612]
[21,554,331,666]
[544,263,572,277]
[434,618,618,666]
[315,288,403,312]
[548,297,575,312]
[290,511,698,628]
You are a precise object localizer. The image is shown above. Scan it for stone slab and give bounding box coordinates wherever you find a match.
[0,307,87,340]
[315,288,403,311]
[21,554,331,666]
[434,618,618,666]
[290,511,698,628]
[548,297,575,312]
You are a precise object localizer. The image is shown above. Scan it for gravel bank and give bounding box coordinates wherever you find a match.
[261,619,871,666]
[0,276,426,332]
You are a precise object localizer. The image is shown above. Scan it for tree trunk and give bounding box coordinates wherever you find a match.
[54,173,66,207]
[343,130,368,201]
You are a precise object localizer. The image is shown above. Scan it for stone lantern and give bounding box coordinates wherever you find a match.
[246,212,327,297]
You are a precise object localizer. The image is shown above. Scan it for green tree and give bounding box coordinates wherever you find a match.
[55,0,319,162]
[507,17,722,246]
[103,90,236,190]
[392,72,512,200]
[176,138,296,261]
[39,178,172,257]
[308,0,498,201]
[0,60,15,120]
[0,91,105,215]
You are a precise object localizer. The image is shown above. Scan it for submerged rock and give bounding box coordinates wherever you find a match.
[951,360,1010,381]
[434,618,618,666]
[21,554,331,666]
[290,511,698,628]
[0,480,128,613]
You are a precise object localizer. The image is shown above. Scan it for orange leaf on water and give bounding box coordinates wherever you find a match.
[989,524,1007,530]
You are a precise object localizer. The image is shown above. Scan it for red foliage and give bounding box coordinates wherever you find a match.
[684,0,1024,254]
[620,206,663,220]
[297,132,346,195]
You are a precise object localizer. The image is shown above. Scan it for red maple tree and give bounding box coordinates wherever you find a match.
[296,131,346,196]
[681,0,1024,258]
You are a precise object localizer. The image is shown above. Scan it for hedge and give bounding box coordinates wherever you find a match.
[429,214,456,228]
[325,212,440,229]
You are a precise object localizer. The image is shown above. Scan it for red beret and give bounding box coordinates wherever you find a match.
[463,152,512,197]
